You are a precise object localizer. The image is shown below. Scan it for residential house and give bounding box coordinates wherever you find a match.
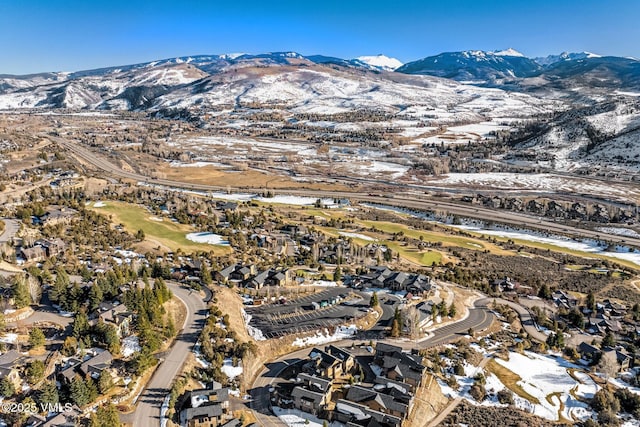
[334,399,402,427]
[79,350,113,379]
[0,350,23,388]
[21,246,47,262]
[345,386,409,419]
[180,385,232,427]
[41,206,78,226]
[305,348,347,379]
[98,303,133,337]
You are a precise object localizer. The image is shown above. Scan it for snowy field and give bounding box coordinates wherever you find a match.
[292,325,358,347]
[438,350,598,422]
[185,232,230,246]
[338,231,376,241]
[430,173,639,198]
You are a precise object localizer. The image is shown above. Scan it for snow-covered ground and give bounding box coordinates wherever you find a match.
[494,351,596,421]
[221,358,243,379]
[292,325,358,347]
[596,227,640,239]
[338,232,376,241]
[0,333,18,344]
[303,280,339,287]
[437,351,598,422]
[121,335,141,357]
[242,309,266,341]
[93,201,106,208]
[185,232,230,246]
[430,173,639,199]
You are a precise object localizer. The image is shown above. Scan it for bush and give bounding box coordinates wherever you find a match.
[469,383,486,402]
[497,389,514,405]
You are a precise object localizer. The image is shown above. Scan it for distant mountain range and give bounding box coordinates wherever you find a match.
[1,48,639,175]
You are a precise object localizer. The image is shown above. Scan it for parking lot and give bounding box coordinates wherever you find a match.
[245,288,370,338]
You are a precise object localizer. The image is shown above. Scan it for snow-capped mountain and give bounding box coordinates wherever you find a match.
[354,55,403,71]
[535,51,602,66]
[492,48,526,57]
[396,50,542,83]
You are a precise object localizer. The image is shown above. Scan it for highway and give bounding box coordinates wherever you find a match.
[122,282,209,426]
[49,135,640,250]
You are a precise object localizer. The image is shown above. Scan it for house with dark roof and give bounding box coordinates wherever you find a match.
[334,399,402,427]
[346,386,409,419]
[79,350,113,379]
[305,348,346,379]
[179,385,233,427]
[292,386,330,415]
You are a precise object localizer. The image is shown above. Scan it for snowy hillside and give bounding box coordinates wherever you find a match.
[354,55,403,71]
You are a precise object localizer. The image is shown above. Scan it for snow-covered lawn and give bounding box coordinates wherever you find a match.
[221,358,243,379]
[185,232,230,246]
[292,325,358,347]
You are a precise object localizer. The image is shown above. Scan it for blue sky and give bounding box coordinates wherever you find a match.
[0,0,638,74]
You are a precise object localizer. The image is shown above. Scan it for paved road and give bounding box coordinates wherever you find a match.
[122,282,208,426]
[0,218,19,244]
[49,135,640,250]
[479,297,548,343]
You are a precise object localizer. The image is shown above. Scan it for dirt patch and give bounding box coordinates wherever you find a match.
[406,373,449,427]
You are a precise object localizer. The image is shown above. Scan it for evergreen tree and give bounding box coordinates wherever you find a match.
[88,285,104,312]
[89,403,121,427]
[586,291,596,311]
[72,310,90,339]
[201,265,212,285]
[538,283,552,299]
[61,336,78,356]
[29,327,46,349]
[97,369,113,394]
[370,292,379,307]
[12,276,31,308]
[70,376,90,406]
[37,380,59,405]
[333,265,342,282]
[26,360,45,384]
[448,303,456,318]
[0,377,15,397]
[390,319,401,337]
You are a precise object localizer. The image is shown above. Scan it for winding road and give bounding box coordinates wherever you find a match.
[121,282,209,426]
